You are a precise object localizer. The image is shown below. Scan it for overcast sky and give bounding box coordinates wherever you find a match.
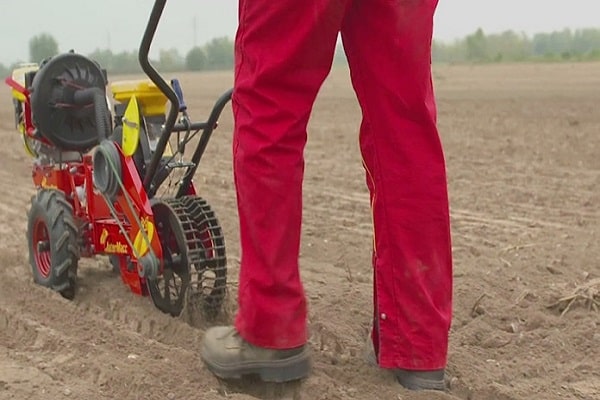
[0,0,598,65]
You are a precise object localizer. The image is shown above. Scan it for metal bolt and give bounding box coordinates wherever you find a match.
[381,313,387,320]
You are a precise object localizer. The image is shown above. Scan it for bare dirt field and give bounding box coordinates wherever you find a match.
[0,62,598,400]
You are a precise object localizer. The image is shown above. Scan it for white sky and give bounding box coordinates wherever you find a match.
[0,0,598,65]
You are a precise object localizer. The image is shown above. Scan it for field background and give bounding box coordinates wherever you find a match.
[0,62,598,399]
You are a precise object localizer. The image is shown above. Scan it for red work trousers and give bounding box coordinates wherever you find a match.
[233,0,452,370]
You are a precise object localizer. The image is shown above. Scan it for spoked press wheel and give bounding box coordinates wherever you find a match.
[147,200,191,316]
[27,189,79,299]
[147,196,227,319]
[181,196,227,319]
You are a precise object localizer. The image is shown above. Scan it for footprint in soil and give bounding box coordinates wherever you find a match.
[218,377,303,400]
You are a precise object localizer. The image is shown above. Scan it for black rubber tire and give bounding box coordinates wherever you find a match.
[27,189,79,299]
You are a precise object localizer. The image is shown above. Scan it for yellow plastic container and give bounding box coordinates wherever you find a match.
[110,80,167,116]
[10,63,39,101]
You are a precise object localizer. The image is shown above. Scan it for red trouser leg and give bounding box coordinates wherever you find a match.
[341,0,453,370]
[232,1,347,349]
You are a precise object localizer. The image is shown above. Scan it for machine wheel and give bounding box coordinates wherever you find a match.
[181,196,227,318]
[147,197,227,318]
[147,200,191,316]
[27,189,79,299]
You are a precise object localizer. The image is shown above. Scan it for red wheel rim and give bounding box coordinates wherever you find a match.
[32,218,51,278]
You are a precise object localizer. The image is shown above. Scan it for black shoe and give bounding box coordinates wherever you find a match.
[394,369,446,391]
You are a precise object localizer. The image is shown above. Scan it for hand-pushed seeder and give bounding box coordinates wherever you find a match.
[4,0,232,318]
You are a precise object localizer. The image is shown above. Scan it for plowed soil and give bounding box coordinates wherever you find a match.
[0,62,598,400]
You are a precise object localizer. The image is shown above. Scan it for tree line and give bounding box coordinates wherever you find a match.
[433,28,600,63]
[0,33,234,77]
[2,28,600,78]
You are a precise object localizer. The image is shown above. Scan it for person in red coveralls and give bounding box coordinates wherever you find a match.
[201,0,452,391]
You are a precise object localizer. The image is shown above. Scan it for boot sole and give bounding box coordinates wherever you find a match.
[201,347,311,383]
[395,370,446,391]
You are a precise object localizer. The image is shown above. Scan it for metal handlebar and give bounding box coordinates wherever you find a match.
[138,0,233,197]
[138,0,179,191]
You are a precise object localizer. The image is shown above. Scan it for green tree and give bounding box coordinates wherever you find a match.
[204,37,234,70]
[465,28,488,62]
[88,49,114,72]
[0,63,8,79]
[29,33,59,63]
[532,33,552,57]
[158,48,184,72]
[186,46,207,71]
[550,29,573,55]
[572,28,600,55]
[433,39,467,63]
[112,50,141,74]
[88,49,144,74]
[486,30,530,62]
[587,48,600,61]
[433,27,600,64]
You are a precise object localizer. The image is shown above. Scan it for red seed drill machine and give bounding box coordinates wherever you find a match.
[4,0,231,318]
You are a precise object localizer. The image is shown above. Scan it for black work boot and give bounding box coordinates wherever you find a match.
[394,369,446,391]
[364,333,446,391]
[201,326,311,382]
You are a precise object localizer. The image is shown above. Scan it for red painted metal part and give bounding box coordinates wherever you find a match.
[13,73,173,299]
[32,218,51,278]
[30,146,166,297]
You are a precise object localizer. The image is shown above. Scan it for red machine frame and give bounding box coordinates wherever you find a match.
[4,0,231,317]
